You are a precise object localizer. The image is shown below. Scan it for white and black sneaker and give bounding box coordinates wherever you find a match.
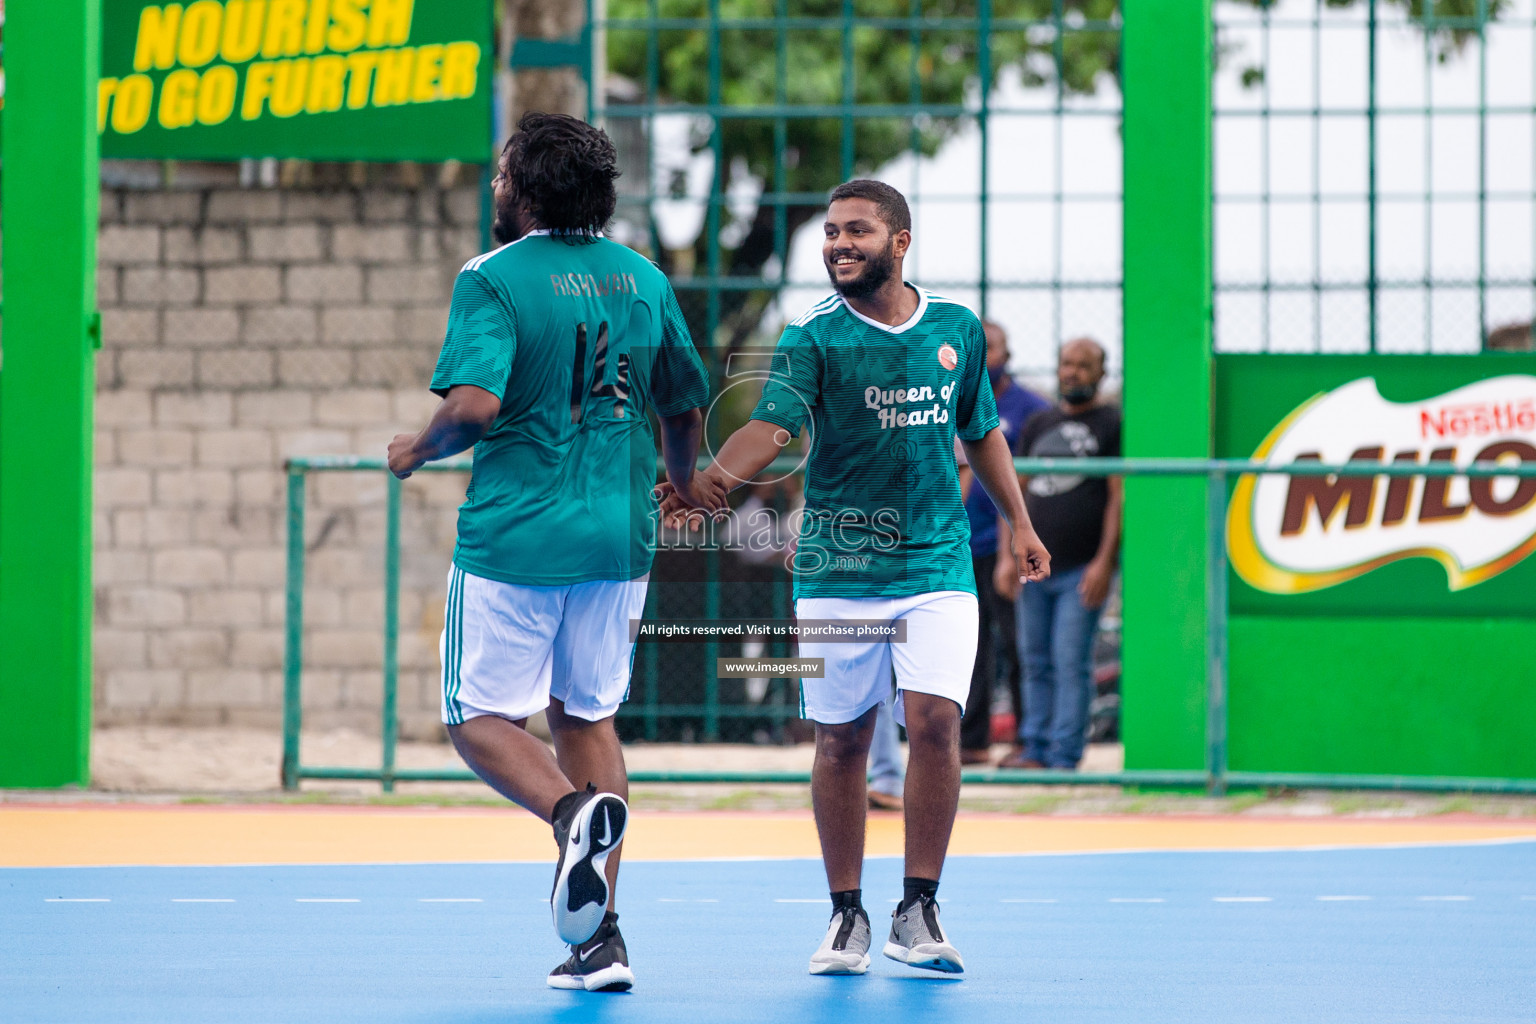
[883,894,964,974]
[547,911,634,992]
[808,905,871,975]
[551,785,629,945]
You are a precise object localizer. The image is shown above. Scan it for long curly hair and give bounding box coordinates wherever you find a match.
[502,112,618,239]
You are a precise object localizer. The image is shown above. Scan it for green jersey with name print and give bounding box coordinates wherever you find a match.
[430,231,709,585]
[751,287,999,599]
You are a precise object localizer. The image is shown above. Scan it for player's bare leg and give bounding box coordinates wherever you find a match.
[874,690,966,974]
[546,697,629,907]
[898,691,962,880]
[451,709,628,948]
[447,714,574,822]
[811,706,879,891]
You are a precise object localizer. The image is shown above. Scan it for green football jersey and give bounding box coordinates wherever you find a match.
[430,231,709,585]
[751,286,999,599]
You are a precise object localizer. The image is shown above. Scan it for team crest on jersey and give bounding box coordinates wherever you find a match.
[937,344,958,370]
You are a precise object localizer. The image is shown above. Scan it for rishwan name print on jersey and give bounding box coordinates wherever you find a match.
[549,272,640,298]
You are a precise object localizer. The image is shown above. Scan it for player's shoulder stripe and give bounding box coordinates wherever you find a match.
[789,295,839,326]
[921,291,982,323]
[923,291,969,310]
[789,294,844,327]
[460,240,518,273]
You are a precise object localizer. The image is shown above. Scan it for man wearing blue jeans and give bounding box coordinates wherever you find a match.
[867,696,905,811]
[994,339,1121,770]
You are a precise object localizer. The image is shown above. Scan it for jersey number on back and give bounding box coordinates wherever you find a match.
[570,322,632,424]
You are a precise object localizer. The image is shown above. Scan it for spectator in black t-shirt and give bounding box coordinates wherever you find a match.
[993,338,1122,770]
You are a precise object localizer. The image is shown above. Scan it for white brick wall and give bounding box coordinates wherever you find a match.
[94,183,478,737]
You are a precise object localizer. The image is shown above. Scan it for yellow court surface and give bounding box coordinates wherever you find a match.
[5,804,1535,868]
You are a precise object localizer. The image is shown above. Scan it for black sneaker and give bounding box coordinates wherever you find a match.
[547,911,634,992]
[551,785,629,945]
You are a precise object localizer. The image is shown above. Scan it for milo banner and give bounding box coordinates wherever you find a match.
[1214,355,1536,781]
[100,0,493,161]
[1215,355,1536,618]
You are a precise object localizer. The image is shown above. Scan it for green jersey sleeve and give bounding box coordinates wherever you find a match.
[430,270,517,399]
[750,325,822,434]
[651,285,710,416]
[954,316,1000,441]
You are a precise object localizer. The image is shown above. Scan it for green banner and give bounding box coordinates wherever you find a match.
[1215,354,1536,618]
[100,0,492,161]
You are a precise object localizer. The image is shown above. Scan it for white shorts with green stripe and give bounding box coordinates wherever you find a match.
[794,590,978,727]
[439,563,650,726]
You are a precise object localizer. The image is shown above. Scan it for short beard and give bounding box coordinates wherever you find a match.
[491,196,522,246]
[827,239,896,300]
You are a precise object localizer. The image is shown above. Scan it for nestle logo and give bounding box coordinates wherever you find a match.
[1420,400,1536,440]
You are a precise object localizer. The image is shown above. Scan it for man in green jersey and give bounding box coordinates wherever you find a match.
[388,113,723,992]
[661,180,1051,977]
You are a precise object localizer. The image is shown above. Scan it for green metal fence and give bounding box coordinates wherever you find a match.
[280,454,1536,795]
[593,0,1124,379]
[1213,0,1536,354]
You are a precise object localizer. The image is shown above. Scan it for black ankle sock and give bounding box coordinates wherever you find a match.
[551,789,584,831]
[901,876,939,909]
[830,889,864,914]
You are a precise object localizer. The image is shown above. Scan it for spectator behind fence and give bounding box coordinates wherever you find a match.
[955,321,1051,764]
[1485,321,1533,352]
[994,338,1121,771]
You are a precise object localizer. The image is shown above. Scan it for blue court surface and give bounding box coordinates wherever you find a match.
[4,842,1534,1023]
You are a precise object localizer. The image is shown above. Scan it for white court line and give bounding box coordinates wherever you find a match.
[1213,897,1273,903]
[172,898,235,903]
[774,899,825,903]
[418,898,482,903]
[1317,896,1371,901]
[1002,898,1058,903]
[695,899,719,903]
[45,898,109,902]
[1108,898,1165,903]
[1418,896,1472,902]
[295,898,360,903]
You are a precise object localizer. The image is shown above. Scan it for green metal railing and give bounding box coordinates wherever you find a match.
[281,453,1536,795]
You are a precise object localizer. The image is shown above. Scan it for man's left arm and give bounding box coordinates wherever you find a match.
[1078,476,1121,609]
[1078,410,1123,609]
[961,429,1049,584]
[652,286,726,511]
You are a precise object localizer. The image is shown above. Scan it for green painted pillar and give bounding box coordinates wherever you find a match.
[0,0,101,786]
[1120,0,1214,772]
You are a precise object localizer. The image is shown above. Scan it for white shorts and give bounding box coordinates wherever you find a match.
[439,564,649,726]
[794,591,979,726]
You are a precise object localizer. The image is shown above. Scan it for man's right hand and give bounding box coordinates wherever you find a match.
[994,527,1051,599]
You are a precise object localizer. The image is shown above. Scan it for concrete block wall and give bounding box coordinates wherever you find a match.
[94,184,484,738]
